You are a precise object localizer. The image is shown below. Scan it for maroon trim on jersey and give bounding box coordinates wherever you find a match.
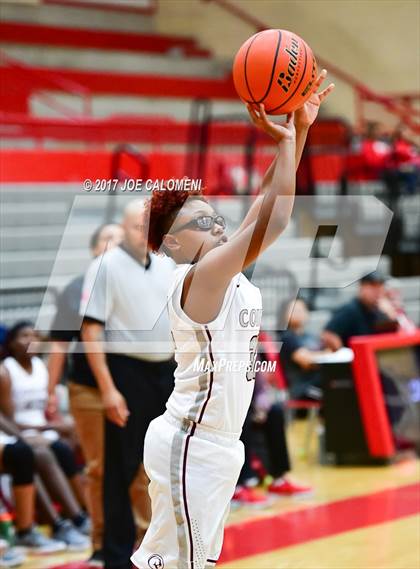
[197,326,214,424]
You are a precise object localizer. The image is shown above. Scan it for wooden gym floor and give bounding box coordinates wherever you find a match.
[23,421,420,569]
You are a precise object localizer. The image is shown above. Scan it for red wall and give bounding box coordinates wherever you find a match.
[0,149,275,192]
[1,149,364,186]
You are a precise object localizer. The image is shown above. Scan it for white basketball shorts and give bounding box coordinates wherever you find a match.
[131,412,244,569]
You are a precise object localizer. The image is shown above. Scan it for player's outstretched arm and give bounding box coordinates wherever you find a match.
[181,107,296,323]
[230,70,334,241]
[206,106,296,272]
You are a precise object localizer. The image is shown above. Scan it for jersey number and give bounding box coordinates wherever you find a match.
[246,335,259,382]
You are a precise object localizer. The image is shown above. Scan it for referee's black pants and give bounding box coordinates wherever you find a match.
[103,354,175,569]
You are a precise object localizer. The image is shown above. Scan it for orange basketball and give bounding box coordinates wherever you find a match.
[233,29,317,115]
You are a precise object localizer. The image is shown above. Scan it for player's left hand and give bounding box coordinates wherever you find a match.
[294,69,335,128]
[247,103,296,143]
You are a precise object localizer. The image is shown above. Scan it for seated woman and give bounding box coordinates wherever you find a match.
[0,429,65,554]
[277,298,331,401]
[0,412,89,552]
[0,322,90,548]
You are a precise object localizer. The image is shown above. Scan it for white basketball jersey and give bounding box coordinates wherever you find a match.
[3,356,49,427]
[166,264,262,436]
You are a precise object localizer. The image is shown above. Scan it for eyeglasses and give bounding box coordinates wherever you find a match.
[171,215,226,234]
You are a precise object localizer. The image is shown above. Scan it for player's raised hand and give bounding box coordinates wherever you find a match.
[294,69,335,127]
[247,104,296,143]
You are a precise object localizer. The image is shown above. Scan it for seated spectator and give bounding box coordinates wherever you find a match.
[278,298,331,401]
[361,122,419,201]
[322,272,406,429]
[0,412,89,551]
[0,322,90,547]
[233,362,312,505]
[322,271,399,350]
[0,432,65,554]
[386,125,419,195]
[360,121,391,178]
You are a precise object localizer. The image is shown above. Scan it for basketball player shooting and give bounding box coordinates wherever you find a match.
[131,71,334,569]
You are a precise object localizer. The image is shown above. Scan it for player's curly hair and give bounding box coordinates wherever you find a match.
[146,185,206,254]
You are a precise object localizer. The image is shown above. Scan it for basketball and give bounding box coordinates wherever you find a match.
[233,29,318,115]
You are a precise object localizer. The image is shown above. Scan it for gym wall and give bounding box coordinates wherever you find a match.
[155,0,420,124]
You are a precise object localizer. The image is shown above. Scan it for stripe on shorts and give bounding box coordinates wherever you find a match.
[182,428,195,568]
[170,326,213,567]
[170,431,189,568]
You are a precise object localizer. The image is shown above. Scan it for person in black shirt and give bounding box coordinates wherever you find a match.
[278,298,331,401]
[322,271,406,428]
[47,223,123,566]
[321,271,398,350]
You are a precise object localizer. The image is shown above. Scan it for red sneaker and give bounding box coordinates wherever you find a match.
[232,485,268,505]
[268,478,313,496]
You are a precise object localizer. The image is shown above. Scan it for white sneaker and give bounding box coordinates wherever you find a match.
[0,547,26,568]
[14,526,66,555]
[52,520,90,552]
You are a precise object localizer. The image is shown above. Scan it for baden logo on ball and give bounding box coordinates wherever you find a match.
[277,35,300,93]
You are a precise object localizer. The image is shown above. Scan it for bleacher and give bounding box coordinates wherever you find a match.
[0,10,238,118]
